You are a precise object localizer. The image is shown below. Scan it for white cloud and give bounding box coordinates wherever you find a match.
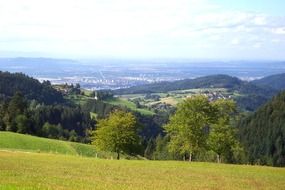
[0,0,284,59]
[231,38,240,45]
[272,39,281,43]
[253,43,262,48]
[272,27,285,35]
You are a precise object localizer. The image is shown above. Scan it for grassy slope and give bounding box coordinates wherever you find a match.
[0,151,285,190]
[65,94,91,105]
[0,132,118,158]
[65,92,154,116]
[104,98,154,115]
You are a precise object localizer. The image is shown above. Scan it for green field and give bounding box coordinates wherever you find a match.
[104,98,155,115]
[0,132,124,159]
[0,132,285,189]
[119,88,236,109]
[0,151,285,190]
[65,94,92,105]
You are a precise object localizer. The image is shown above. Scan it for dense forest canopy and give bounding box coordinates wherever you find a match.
[0,72,93,142]
[252,73,285,90]
[0,71,64,104]
[238,91,285,166]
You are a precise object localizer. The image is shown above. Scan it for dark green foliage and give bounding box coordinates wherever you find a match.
[152,135,173,160]
[3,92,28,132]
[0,71,64,104]
[144,138,156,159]
[134,112,166,140]
[15,114,30,134]
[235,94,269,112]
[252,73,285,90]
[42,122,63,139]
[83,99,166,141]
[31,104,94,142]
[83,99,118,119]
[0,92,94,143]
[145,94,160,101]
[7,92,27,116]
[238,91,285,166]
[95,90,114,101]
[70,83,81,95]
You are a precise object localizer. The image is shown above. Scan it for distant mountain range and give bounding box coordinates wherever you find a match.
[114,74,280,94]
[0,57,81,77]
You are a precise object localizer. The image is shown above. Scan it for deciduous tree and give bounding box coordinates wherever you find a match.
[92,110,139,159]
[164,96,217,161]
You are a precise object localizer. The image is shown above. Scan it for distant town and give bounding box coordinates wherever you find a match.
[1,58,285,90]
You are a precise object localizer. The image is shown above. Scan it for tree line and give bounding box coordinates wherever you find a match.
[0,92,94,142]
[92,96,245,164]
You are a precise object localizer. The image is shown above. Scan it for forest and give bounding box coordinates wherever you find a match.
[0,71,284,166]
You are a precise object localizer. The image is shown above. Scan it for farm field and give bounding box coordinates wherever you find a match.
[64,87,236,116]
[0,150,285,190]
[114,88,235,114]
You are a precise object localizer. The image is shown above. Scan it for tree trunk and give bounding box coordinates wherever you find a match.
[183,154,186,161]
[217,154,221,163]
[189,153,192,162]
[117,151,120,160]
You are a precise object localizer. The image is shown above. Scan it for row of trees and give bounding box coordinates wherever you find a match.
[165,96,242,162]
[0,71,64,104]
[92,96,243,163]
[0,92,94,142]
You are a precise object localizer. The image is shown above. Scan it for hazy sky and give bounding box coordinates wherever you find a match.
[0,0,285,60]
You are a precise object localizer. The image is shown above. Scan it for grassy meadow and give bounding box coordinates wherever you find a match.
[0,132,123,159]
[104,97,155,115]
[0,150,285,190]
[0,132,285,189]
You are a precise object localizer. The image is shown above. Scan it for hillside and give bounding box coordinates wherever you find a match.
[0,71,64,104]
[252,73,285,90]
[1,151,284,190]
[238,91,285,166]
[114,74,277,111]
[0,72,94,143]
[0,132,117,158]
[114,75,243,94]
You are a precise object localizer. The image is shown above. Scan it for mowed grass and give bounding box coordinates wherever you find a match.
[0,151,284,190]
[0,132,119,158]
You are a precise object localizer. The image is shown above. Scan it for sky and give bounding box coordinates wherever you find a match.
[0,0,285,60]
